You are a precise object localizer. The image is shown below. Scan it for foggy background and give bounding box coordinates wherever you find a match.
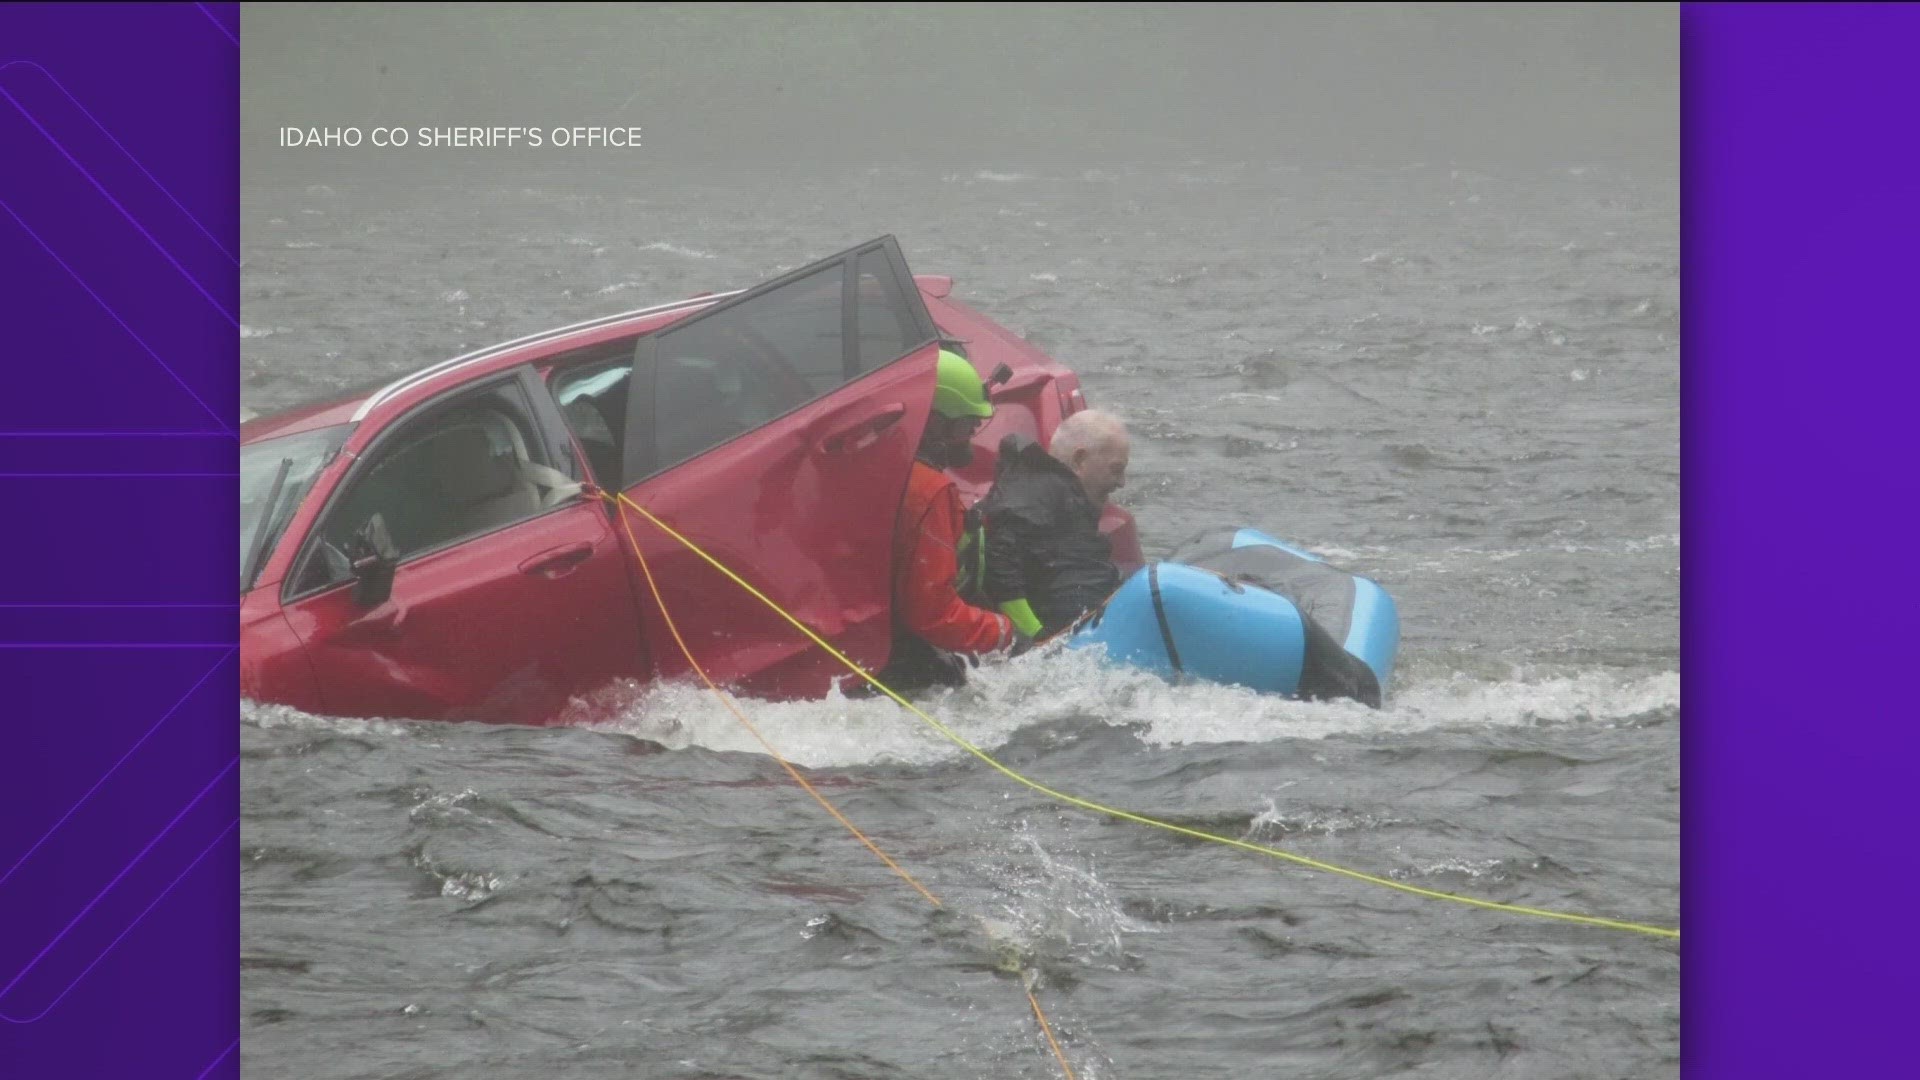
[242,3,1675,178]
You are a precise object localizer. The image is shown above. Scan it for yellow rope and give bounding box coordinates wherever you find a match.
[613,500,941,909]
[610,497,1081,1076]
[612,492,1679,942]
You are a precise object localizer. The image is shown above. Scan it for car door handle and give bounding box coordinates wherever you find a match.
[345,602,409,643]
[519,541,595,578]
[817,402,906,454]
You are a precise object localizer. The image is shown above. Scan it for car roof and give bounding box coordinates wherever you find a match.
[240,272,1060,447]
[240,289,739,445]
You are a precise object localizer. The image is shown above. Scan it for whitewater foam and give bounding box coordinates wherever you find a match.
[575,648,1678,769]
[241,699,421,740]
[242,645,1675,771]
[640,241,716,260]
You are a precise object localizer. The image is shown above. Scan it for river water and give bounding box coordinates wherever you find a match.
[241,161,1678,1079]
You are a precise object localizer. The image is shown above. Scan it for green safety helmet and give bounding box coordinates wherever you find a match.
[933,349,995,420]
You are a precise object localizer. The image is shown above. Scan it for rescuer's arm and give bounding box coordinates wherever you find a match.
[898,490,1014,654]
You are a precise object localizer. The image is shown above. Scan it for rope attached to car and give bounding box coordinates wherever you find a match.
[607,493,1081,1079]
[606,490,1679,942]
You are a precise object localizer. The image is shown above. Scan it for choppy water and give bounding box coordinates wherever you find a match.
[242,162,1679,1078]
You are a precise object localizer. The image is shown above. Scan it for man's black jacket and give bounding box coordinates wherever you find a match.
[972,435,1121,637]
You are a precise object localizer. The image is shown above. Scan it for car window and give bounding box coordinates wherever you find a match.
[853,246,919,372]
[630,238,938,479]
[551,357,632,486]
[241,424,351,592]
[727,260,848,400]
[288,377,575,595]
[648,280,827,472]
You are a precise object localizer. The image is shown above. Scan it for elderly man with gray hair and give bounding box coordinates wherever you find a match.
[970,409,1131,640]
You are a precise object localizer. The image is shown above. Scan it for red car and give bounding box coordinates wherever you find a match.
[240,237,1144,725]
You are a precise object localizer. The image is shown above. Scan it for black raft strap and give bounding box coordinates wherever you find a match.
[1148,562,1185,677]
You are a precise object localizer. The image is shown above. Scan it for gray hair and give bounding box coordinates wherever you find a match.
[1050,409,1128,460]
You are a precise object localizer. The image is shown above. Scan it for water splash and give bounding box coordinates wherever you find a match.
[240,650,1678,767]
[975,821,1150,968]
[242,699,417,740]
[580,648,1678,768]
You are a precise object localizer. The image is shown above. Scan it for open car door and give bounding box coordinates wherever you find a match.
[617,237,942,697]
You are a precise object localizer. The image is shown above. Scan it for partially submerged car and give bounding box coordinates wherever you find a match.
[240,237,1144,725]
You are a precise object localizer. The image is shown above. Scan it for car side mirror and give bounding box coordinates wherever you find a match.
[345,513,398,608]
[986,362,1014,398]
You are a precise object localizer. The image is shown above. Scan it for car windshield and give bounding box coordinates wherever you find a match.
[242,424,351,593]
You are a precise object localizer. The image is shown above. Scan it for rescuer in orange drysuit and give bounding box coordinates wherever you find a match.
[875,349,1030,691]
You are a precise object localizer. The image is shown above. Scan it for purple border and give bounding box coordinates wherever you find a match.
[0,3,238,1077]
[2,4,1916,1075]
[1682,4,1920,1076]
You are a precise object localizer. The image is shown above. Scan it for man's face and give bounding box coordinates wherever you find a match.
[1072,436,1130,506]
[923,412,985,468]
[928,413,985,445]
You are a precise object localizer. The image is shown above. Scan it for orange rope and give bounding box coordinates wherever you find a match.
[612,499,941,908]
[1028,982,1080,1080]
[609,495,1078,1076]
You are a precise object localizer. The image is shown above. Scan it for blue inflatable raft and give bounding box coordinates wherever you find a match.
[1064,527,1399,707]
